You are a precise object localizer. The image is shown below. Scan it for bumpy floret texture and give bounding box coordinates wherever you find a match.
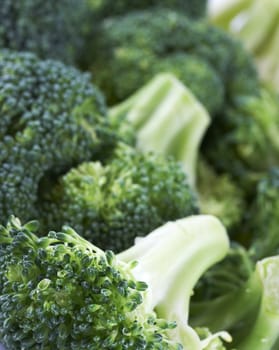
[204,87,279,192]
[88,0,207,19]
[0,50,117,223]
[38,145,199,252]
[0,216,181,350]
[246,167,279,260]
[197,158,245,233]
[92,8,259,114]
[0,0,88,63]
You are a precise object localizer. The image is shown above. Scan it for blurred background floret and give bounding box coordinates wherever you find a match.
[90,8,259,110]
[0,0,90,64]
[0,50,117,222]
[87,0,208,19]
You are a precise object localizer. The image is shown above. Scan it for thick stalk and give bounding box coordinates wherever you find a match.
[118,215,229,349]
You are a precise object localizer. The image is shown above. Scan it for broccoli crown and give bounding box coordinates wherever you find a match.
[92,8,259,113]
[197,158,245,233]
[0,216,181,350]
[246,167,279,260]
[0,50,119,223]
[88,0,207,19]
[38,144,199,252]
[203,86,279,191]
[0,0,88,63]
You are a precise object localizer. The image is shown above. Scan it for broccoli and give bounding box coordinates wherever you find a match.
[196,158,245,233]
[190,253,279,350]
[245,167,279,261]
[204,86,279,193]
[0,0,89,64]
[87,0,207,20]
[209,0,279,93]
[0,50,128,223]
[91,8,259,113]
[109,73,211,186]
[208,0,253,30]
[0,215,230,349]
[38,144,199,252]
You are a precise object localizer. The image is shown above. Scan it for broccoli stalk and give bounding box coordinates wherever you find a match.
[190,255,279,350]
[210,0,279,92]
[118,215,230,349]
[237,256,279,350]
[0,215,229,349]
[209,0,253,30]
[109,73,210,186]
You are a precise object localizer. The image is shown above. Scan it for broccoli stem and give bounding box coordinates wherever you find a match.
[237,0,279,53]
[190,269,262,332]
[236,256,279,350]
[109,73,210,186]
[109,73,175,130]
[209,0,253,29]
[118,215,229,349]
[256,23,279,90]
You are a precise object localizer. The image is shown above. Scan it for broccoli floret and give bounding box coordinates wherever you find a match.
[92,8,259,113]
[0,215,230,349]
[88,0,207,19]
[109,73,211,186]
[0,0,89,63]
[0,50,127,223]
[204,86,279,193]
[246,167,279,261]
[196,158,245,233]
[38,144,199,252]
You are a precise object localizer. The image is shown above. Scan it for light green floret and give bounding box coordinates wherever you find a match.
[38,144,199,252]
[0,215,230,349]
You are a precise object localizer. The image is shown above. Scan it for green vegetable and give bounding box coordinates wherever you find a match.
[0,0,89,63]
[236,256,279,350]
[246,167,279,260]
[0,50,127,222]
[190,249,279,349]
[196,158,245,233]
[109,73,210,186]
[38,143,198,252]
[87,0,207,19]
[204,86,279,193]
[0,215,230,349]
[209,0,279,93]
[91,8,259,112]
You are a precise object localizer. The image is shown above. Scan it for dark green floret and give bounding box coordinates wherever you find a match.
[246,167,279,260]
[0,215,230,349]
[196,158,245,233]
[204,86,279,192]
[92,8,259,114]
[0,217,180,350]
[0,50,121,223]
[87,0,207,19]
[0,0,88,63]
[38,144,199,252]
